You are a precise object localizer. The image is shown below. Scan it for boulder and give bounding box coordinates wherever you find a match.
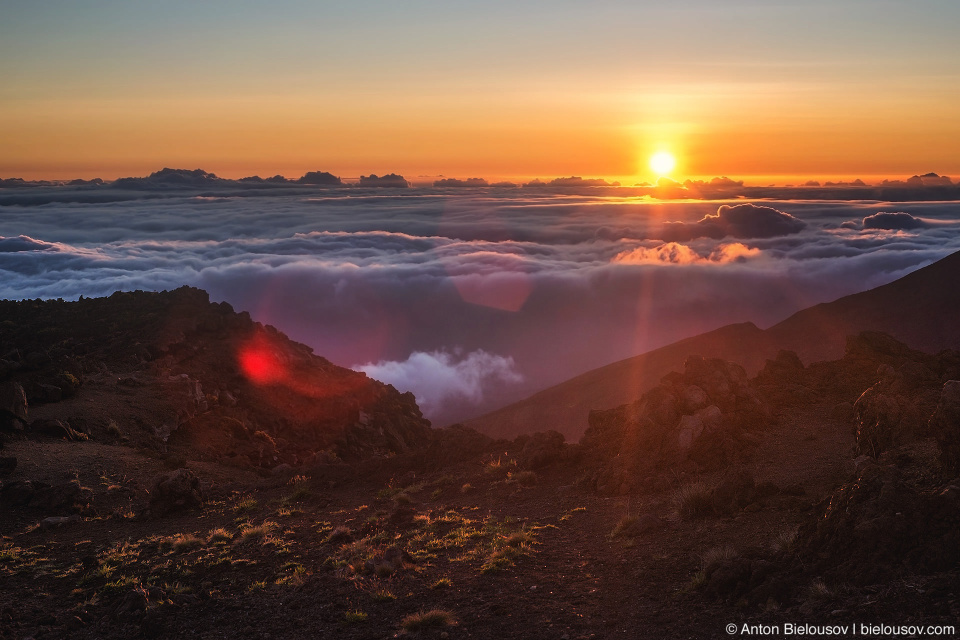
[681,385,709,413]
[695,405,723,433]
[0,456,16,476]
[0,381,28,427]
[30,419,88,441]
[676,414,704,453]
[711,470,756,514]
[29,480,92,513]
[929,380,960,477]
[148,469,203,516]
[40,514,81,530]
[517,430,567,469]
[853,384,902,457]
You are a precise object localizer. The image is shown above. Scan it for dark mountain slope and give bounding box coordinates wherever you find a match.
[467,250,960,440]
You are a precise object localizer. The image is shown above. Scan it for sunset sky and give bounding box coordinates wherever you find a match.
[3,0,959,182]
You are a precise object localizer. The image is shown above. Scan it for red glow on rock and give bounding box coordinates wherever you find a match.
[238,338,286,385]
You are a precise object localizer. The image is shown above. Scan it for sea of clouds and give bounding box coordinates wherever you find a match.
[2,186,958,424]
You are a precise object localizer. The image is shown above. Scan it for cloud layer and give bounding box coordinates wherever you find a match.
[1,185,959,423]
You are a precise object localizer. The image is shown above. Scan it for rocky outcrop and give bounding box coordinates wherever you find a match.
[930,380,960,477]
[148,469,203,516]
[0,381,27,429]
[580,356,770,494]
[795,457,958,586]
[0,287,435,466]
[852,362,943,458]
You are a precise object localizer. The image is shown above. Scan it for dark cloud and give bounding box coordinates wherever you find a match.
[358,174,409,188]
[523,176,619,188]
[112,168,224,189]
[860,212,928,230]
[297,171,342,186]
[881,173,953,187]
[661,203,807,241]
[434,178,489,187]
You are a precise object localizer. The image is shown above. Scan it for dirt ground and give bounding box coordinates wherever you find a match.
[9,398,939,640]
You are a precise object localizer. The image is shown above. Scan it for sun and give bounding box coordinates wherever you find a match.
[649,151,676,176]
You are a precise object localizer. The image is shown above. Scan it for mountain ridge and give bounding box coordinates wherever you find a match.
[466,249,960,440]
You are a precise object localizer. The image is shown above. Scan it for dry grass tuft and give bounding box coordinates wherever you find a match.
[609,516,638,539]
[234,496,258,515]
[505,470,537,486]
[240,521,278,543]
[325,526,353,545]
[674,481,713,519]
[170,533,204,553]
[344,610,368,623]
[702,546,738,571]
[770,528,798,554]
[431,577,452,589]
[400,609,455,631]
[208,528,233,544]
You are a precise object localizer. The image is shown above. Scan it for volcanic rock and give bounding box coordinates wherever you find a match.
[929,380,960,477]
[148,468,203,516]
[0,381,28,428]
[581,355,771,494]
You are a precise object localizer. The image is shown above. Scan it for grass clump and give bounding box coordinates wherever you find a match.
[702,546,739,571]
[325,526,353,545]
[431,577,452,589]
[240,521,278,543]
[483,458,515,477]
[234,496,258,515]
[400,609,455,632]
[674,481,713,520]
[770,528,798,554]
[170,533,204,553]
[344,610,368,623]
[505,470,537,487]
[371,589,397,602]
[609,516,638,539]
[807,578,833,600]
[688,569,708,591]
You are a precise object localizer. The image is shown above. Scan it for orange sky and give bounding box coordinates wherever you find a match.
[3,2,959,183]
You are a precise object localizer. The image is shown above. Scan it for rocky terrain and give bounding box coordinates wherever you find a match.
[1,290,958,639]
[467,249,960,439]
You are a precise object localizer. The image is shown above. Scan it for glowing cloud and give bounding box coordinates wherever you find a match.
[358,349,523,417]
[612,242,760,265]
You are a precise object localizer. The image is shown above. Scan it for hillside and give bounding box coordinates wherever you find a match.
[0,287,433,466]
[466,249,960,440]
[2,307,958,638]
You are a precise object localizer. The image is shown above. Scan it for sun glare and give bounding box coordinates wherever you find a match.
[650,151,676,176]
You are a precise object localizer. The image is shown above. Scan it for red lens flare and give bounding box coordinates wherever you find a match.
[238,336,287,385]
